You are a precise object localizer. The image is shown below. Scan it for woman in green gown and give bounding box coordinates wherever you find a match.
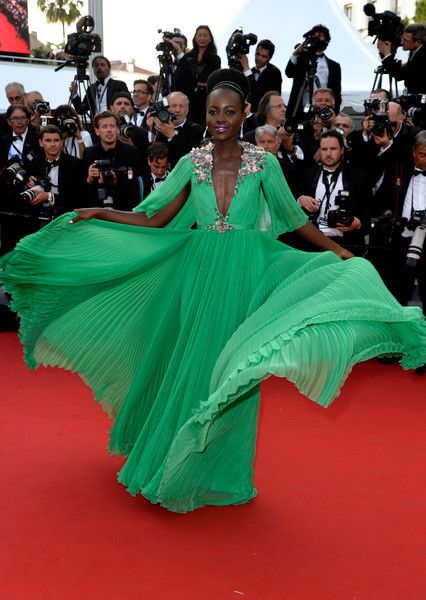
[1,70,425,513]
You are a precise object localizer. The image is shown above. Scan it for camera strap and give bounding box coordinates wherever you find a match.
[319,167,341,222]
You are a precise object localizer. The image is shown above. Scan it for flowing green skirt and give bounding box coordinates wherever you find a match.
[1,213,425,512]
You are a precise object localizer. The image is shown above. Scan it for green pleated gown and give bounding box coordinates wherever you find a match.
[1,143,425,513]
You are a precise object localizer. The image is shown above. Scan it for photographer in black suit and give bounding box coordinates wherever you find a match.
[296,130,369,255]
[148,91,203,167]
[83,111,143,210]
[378,24,426,94]
[286,24,342,121]
[0,105,40,169]
[239,39,282,112]
[69,55,129,120]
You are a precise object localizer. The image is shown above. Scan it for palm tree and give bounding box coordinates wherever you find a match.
[37,0,84,45]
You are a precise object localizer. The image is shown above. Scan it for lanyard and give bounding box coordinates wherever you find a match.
[318,168,340,223]
[97,83,108,112]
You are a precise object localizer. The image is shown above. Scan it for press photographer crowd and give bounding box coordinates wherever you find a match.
[1,6,426,330]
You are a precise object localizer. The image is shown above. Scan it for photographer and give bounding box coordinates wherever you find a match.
[83,111,143,210]
[285,25,342,122]
[70,55,129,119]
[25,91,49,131]
[296,88,337,166]
[131,80,154,128]
[167,33,197,100]
[147,91,203,168]
[378,24,426,95]
[239,39,282,113]
[0,105,40,170]
[296,130,369,255]
[0,82,26,137]
[53,104,93,159]
[109,91,149,168]
[368,131,426,313]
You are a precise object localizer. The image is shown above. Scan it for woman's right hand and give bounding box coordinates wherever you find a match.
[69,208,101,224]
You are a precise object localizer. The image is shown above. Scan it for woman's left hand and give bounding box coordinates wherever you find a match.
[334,247,354,260]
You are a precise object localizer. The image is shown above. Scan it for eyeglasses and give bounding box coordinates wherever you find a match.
[270,104,286,109]
[132,90,148,95]
[9,116,28,121]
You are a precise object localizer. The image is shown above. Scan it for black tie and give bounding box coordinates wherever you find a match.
[154,176,166,183]
[12,135,23,141]
[252,67,260,76]
[46,159,59,173]
[413,170,426,177]
[175,125,183,133]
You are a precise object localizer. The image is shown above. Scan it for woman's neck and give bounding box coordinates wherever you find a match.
[212,137,242,158]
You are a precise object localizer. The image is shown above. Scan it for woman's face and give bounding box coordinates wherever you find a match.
[206,89,244,141]
[195,28,212,49]
[256,133,280,155]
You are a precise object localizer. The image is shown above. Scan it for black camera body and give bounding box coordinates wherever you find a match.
[407,210,426,231]
[32,101,50,115]
[94,159,133,187]
[4,162,29,186]
[226,28,257,70]
[302,34,327,55]
[370,112,393,137]
[363,2,403,49]
[396,94,426,128]
[304,105,334,122]
[370,214,408,237]
[118,115,136,140]
[148,100,176,124]
[363,98,389,116]
[327,190,354,228]
[56,115,79,136]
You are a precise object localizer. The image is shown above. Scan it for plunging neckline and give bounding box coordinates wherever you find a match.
[211,143,244,219]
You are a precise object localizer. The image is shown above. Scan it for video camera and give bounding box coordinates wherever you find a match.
[363,98,389,115]
[327,190,354,228]
[226,28,258,70]
[396,94,426,128]
[156,28,182,73]
[302,32,328,55]
[65,15,102,58]
[363,3,403,50]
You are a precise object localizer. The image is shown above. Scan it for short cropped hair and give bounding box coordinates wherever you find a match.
[257,39,275,58]
[93,110,119,128]
[147,142,169,161]
[320,129,345,148]
[40,124,62,138]
[255,124,280,141]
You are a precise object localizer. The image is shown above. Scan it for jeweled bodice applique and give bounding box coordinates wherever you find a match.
[188,142,267,231]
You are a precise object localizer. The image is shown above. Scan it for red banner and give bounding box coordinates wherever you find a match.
[0,0,30,55]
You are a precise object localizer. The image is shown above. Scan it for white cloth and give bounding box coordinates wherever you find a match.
[401,171,426,238]
[63,130,93,157]
[8,128,28,161]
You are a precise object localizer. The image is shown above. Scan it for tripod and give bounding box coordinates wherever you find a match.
[370,64,399,99]
[289,54,320,121]
[55,57,95,127]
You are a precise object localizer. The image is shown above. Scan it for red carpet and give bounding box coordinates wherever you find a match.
[0,14,30,54]
[1,331,425,599]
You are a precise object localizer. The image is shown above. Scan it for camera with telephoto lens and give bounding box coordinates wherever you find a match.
[396,94,426,129]
[370,112,394,136]
[20,177,51,203]
[302,33,328,55]
[282,119,299,135]
[370,214,408,237]
[65,16,102,58]
[148,99,176,124]
[363,3,403,48]
[226,28,258,70]
[407,225,426,267]
[118,115,136,140]
[32,101,50,115]
[4,162,29,185]
[327,190,354,228]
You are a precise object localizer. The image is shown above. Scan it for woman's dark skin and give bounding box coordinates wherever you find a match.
[70,88,353,259]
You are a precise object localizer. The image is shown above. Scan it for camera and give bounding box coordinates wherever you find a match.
[363,98,388,115]
[226,28,258,70]
[370,215,408,238]
[40,115,57,128]
[20,177,51,203]
[302,34,328,55]
[370,112,394,137]
[407,210,426,231]
[148,99,176,124]
[396,94,426,128]
[32,101,50,115]
[363,3,403,48]
[4,162,29,185]
[327,190,354,228]
[118,115,136,140]
[94,159,134,187]
[54,115,79,136]
[65,15,102,58]
[304,105,334,122]
[407,225,426,267]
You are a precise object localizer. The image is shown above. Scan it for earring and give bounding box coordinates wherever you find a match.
[203,126,208,139]
[239,123,244,140]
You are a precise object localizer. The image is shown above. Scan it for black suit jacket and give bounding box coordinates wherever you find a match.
[382,43,426,94]
[285,54,342,119]
[83,140,143,210]
[296,164,370,247]
[72,78,129,117]
[0,126,41,169]
[247,63,282,112]
[155,120,204,167]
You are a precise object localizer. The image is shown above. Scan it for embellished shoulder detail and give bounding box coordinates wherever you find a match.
[188,141,266,186]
